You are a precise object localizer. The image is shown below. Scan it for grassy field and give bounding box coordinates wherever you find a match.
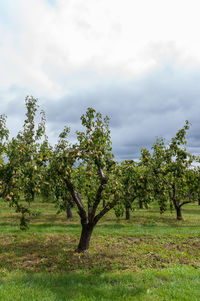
[0,200,199,300]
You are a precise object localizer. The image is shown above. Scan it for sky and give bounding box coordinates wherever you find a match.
[1,0,200,160]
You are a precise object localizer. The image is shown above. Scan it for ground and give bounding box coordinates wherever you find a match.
[0,200,199,300]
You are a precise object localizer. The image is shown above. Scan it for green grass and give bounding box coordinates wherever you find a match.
[0,266,200,300]
[0,200,199,300]
[0,201,200,235]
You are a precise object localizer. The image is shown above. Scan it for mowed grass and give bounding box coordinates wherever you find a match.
[0,266,200,301]
[1,200,200,235]
[0,200,199,300]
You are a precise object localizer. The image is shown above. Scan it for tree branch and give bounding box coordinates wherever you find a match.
[64,178,87,223]
[93,202,115,225]
[180,200,193,208]
[88,163,107,222]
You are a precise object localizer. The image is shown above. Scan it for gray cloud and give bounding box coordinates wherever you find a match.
[1,63,200,160]
[43,64,200,159]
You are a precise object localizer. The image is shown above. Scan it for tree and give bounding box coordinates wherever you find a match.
[116,160,152,220]
[5,96,50,229]
[52,108,121,252]
[118,160,137,220]
[145,121,196,220]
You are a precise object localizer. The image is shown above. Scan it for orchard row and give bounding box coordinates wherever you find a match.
[0,96,199,252]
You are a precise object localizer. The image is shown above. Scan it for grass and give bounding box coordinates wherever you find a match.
[0,266,200,300]
[0,200,199,300]
[1,201,200,235]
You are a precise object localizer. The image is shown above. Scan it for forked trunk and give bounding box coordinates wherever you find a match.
[176,206,183,220]
[125,206,130,220]
[76,223,94,252]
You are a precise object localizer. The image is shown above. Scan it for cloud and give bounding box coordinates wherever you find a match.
[46,0,57,6]
[1,0,200,98]
[47,64,200,159]
[1,1,200,160]
[2,63,200,160]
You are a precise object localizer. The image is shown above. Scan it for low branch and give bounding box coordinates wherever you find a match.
[64,178,87,222]
[131,195,138,203]
[89,163,107,222]
[180,200,193,208]
[93,202,115,225]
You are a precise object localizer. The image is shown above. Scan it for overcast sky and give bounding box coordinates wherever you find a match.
[1,0,200,160]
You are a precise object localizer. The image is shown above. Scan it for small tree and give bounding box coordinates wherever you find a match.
[147,121,196,220]
[116,160,152,220]
[5,96,50,229]
[52,108,121,252]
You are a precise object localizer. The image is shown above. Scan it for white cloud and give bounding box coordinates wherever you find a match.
[1,0,200,99]
[1,0,200,159]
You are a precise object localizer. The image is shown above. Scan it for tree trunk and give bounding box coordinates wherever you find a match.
[31,191,35,202]
[176,206,183,220]
[125,206,130,220]
[171,185,182,220]
[139,198,143,209]
[76,223,94,252]
[66,206,73,219]
[198,199,200,206]
[62,196,73,219]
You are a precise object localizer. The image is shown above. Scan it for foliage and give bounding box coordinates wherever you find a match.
[50,108,122,251]
[1,96,200,249]
[142,121,197,220]
[115,159,153,219]
[3,96,50,229]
